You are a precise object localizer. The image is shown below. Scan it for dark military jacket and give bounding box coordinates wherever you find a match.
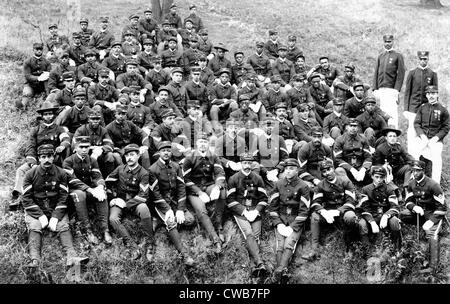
[227,170,268,215]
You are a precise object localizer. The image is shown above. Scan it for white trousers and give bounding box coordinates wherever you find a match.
[410,137,443,184]
[403,111,417,155]
[374,88,399,128]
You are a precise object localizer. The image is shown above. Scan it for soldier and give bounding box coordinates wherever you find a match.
[68,32,87,66]
[165,67,188,115]
[156,20,179,51]
[209,68,238,124]
[138,8,159,45]
[77,49,105,87]
[198,54,215,89]
[231,51,255,88]
[137,39,157,76]
[101,42,126,79]
[297,126,333,188]
[183,132,227,252]
[19,42,51,109]
[79,18,93,47]
[230,95,259,129]
[404,51,438,155]
[264,30,279,63]
[180,100,213,151]
[178,18,198,50]
[287,73,314,118]
[185,4,204,32]
[373,34,406,129]
[227,152,269,277]
[45,24,69,58]
[88,17,115,60]
[302,158,358,261]
[9,102,70,210]
[22,144,88,268]
[322,98,349,144]
[60,88,92,135]
[148,141,195,266]
[121,14,141,43]
[400,160,448,273]
[274,102,297,156]
[334,118,372,185]
[373,126,413,189]
[332,63,365,100]
[286,35,303,64]
[355,97,387,147]
[262,75,290,115]
[208,43,232,77]
[116,59,152,95]
[271,45,295,92]
[237,74,266,120]
[184,67,209,112]
[150,109,185,152]
[47,51,76,94]
[145,56,171,94]
[122,30,142,59]
[308,72,333,120]
[247,41,272,87]
[163,3,183,29]
[161,37,183,70]
[148,86,182,124]
[292,103,322,144]
[344,82,369,118]
[106,144,163,261]
[310,56,340,90]
[268,158,309,280]
[293,55,312,76]
[412,85,450,183]
[197,29,214,60]
[358,166,401,251]
[53,71,77,109]
[63,136,111,245]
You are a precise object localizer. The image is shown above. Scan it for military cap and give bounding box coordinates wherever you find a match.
[72,32,81,39]
[197,132,209,140]
[152,55,162,62]
[98,68,110,77]
[412,160,425,170]
[184,18,194,24]
[311,126,323,136]
[187,100,200,108]
[348,118,359,126]
[381,125,402,137]
[118,94,129,104]
[278,45,287,51]
[270,74,282,83]
[292,73,305,82]
[295,54,305,61]
[417,51,429,58]
[99,16,109,23]
[158,86,170,94]
[344,63,355,71]
[189,4,197,9]
[189,35,199,42]
[297,103,310,112]
[158,141,172,151]
[426,85,438,93]
[33,42,44,49]
[79,18,89,24]
[214,42,229,52]
[319,158,334,170]
[129,14,139,20]
[275,102,288,109]
[75,136,91,145]
[234,50,244,57]
[239,94,251,102]
[190,66,201,73]
[364,96,376,105]
[353,82,364,90]
[170,3,177,8]
[73,88,87,98]
[371,166,387,177]
[89,108,102,118]
[111,41,122,48]
[256,41,265,48]
[319,56,329,61]
[123,144,140,155]
[383,34,394,41]
[198,29,208,35]
[36,101,59,114]
[84,49,97,57]
[309,72,321,81]
[218,68,231,76]
[262,114,275,124]
[268,30,278,35]
[124,30,134,36]
[240,152,255,162]
[284,158,299,167]
[37,144,55,156]
[48,23,58,29]
[144,7,152,13]
[129,85,141,93]
[62,71,75,81]
[171,67,183,75]
[162,19,171,26]
[333,98,345,106]
[115,104,128,113]
[167,36,178,43]
[198,54,207,62]
[288,35,297,41]
[161,108,176,119]
[126,59,138,66]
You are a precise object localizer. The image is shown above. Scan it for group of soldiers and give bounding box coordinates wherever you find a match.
[11,2,449,281]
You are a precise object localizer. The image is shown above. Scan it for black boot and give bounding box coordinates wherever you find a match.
[27,231,42,266]
[247,235,266,277]
[391,231,402,252]
[141,217,156,262]
[168,227,195,265]
[59,230,89,266]
[274,249,293,281]
[429,238,440,271]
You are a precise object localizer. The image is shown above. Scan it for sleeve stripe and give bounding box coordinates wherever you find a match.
[269,193,279,202]
[186,182,195,186]
[269,212,279,217]
[92,168,101,173]
[344,203,355,209]
[334,150,342,156]
[69,178,82,184]
[227,188,236,196]
[301,196,310,208]
[405,192,413,200]
[105,177,118,182]
[311,203,321,208]
[214,164,224,170]
[149,180,157,191]
[26,156,37,161]
[59,184,69,192]
[103,139,113,143]
[23,185,32,194]
[227,201,239,208]
[257,201,268,206]
[405,202,414,208]
[388,208,399,214]
[361,212,372,216]
[178,196,186,203]
[299,159,308,167]
[59,133,70,140]
[182,168,192,176]
[55,205,67,210]
[295,216,307,221]
[280,147,289,154]
[176,176,185,184]
[433,210,447,215]
[257,187,267,195]
[312,193,323,200]
[433,195,445,204]
[24,205,39,210]
[64,168,74,175]
[344,190,356,200]
[135,196,147,202]
[216,176,225,181]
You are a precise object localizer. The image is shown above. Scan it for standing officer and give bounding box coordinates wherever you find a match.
[404,51,438,154]
[268,158,310,280]
[373,34,406,128]
[22,144,89,268]
[412,85,450,183]
[63,136,112,245]
[400,160,447,273]
[227,152,269,277]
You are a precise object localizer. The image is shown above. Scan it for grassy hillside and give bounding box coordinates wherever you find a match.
[0,0,449,284]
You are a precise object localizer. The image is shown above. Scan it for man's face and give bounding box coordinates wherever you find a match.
[272,81,281,90]
[320,59,329,69]
[80,23,88,30]
[41,111,55,124]
[101,21,108,30]
[284,165,298,179]
[74,96,85,108]
[153,61,162,69]
[192,71,200,82]
[158,91,168,102]
[220,73,229,84]
[419,57,428,68]
[160,147,172,161]
[185,22,193,30]
[235,54,244,64]
[130,92,140,103]
[115,111,127,123]
[200,33,208,41]
[312,134,322,146]
[168,40,177,49]
[60,55,69,64]
[172,72,183,83]
[188,106,199,118]
[49,27,58,36]
[333,104,343,113]
[426,91,438,104]
[198,60,207,68]
[73,37,81,45]
[163,115,175,127]
[295,57,305,67]
[33,47,43,57]
[127,65,138,74]
[321,166,335,181]
[354,86,364,99]
[372,173,385,187]
[275,108,287,119]
[241,100,250,111]
[278,50,287,58]
[412,168,424,180]
[130,18,138,26]
[384,40,393,50]
[311,78,320,88]
[386,131,398,145]
[89,117,101,128]
[344,68,354,78]
[125,151,139,166]
[190,7,197,15]
[256,46,263,54]
[197,139,209,152]
[217,49,225,58]
[170,7,177,14]
[241,160,252,173]
[348,124,358,135]
[269,33,278,41]
[143,44,153,52]
[287,40,295,47]
[125,34,133,42]
[189,41,198,49]
[144,12,152,19]
[299,107,309,120]
[163,25,170,31]
[365,103,376,113]
[99,75,109,85]
[86,54,96,62]
[112,45,121,54]
[76,144,90,158]
[39,153,54,169]
[65,79,75,89]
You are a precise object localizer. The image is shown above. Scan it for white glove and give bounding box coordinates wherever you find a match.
[320,209,335,224]
[246,209,259,222]
[370,221,380,234]
[48,217,58,232]
[412,206,424,216]
[350,167,359,180]
[380,214,389,229]
[37,71,50,81]
[164,209,175,223]
[91,146,103,159]
[99,50,107,60]
[104,101,118,110]
[174,143,186,153]
[419,134,428,142]
[328,209,340,217]
[139,91,146,103]
[209,185,221,201]
[142,127,151,136]
[285,139,294,154]
[322,136,335,147]
[69,59,76,67]
[277,224,288,236]
[228,161,241,171]
[139,146,148,155]
[429,136,439,145]
[369,146,375,154]
[38,215,49,229]
[242,209,251,221]
[284,226,294,237]
[422,220,434,231]
[93,185,106,201]
[249,101,262,113]
[175,210,185,224]
[267,169,279,182]
[198,191,211,203]
[313,178,321,186]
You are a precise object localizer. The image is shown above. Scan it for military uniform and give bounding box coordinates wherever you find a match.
[208,56,232,77]
[127,102,154,129]
[163,12,183,29]
[287,86,314,110]
[79,28,94,47]
[247,52,272,77]
[106,119,149,150]
[161,48,183,68]
[292,117,321,142]
[323,112,349,139]
[308,83,333,119]
[199,66,215,89]
[54,87,75,107]
[101,54,126,78]
[138,17,159,43]
[298,141,332,182]
[88,30,115,53]
[137,51,157,75]
[356,110,387,146]
[262,89,289,114]
[48,62,76,92]
[231,62,255,86]
[45,34,69,53]
[184,80,208,110]
[271,58,295,86]
[166,80,188,114]
[333,74,363,100]
[68,43,87,66]
[78,61,104,84]
[116,72,150,92]
[314,65,340,88]
[22,53,52,106]
[264,39,279,60]
[60,104,92,134]
[286,46,303,64]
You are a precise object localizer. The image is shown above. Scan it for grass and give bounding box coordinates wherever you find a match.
[0,0,449,284]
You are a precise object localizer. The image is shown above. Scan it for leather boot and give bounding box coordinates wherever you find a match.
[168,228,184,253]
[391,231,402,252]
[429,238,440,270]
[198,213,220,245]
[28,231,42,266]
[141,217,156,262]
[276,251,283,267]
[59,230,89,266]
[247,235,266,277]
[302,215,320,261]
[274,249,293,280]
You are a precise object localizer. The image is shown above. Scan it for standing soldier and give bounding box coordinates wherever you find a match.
[412,85,450,183]
[404,51,438,154]
[22,144,89,268]
[302,158,358,261]
[400,160,448,273]
[79,18,94,47]
[373,34,406,129]
[268,158,310,280]
[63,136,112,245]
[227,153,269,277]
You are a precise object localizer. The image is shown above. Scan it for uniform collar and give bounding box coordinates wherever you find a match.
[240,170,252,177]
[283,175,300,186]
[37,164,57,176]
[158,158,171,167]
[126,164,141,174]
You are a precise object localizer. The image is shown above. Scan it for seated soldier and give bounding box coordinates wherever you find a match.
[165,67,188,115]
[121,30,142,59]
[208,43,232,78]
[183,133,227,252]
[198,54,215,90]
[400,160,448,273]
[47,51,76,98]
[358,166,401,252]
[334,118,373,185]
[116,59,152,100]
[63,136,112,245]
[209,68,238,125]
[355,96,387,148]
[322,97,349,146]
[148,141,196,266]
[332,63,366,100]
[227,152,269,277]
[344,82,390,121]
[53,71,77,111]
[148,86,182,124]
[184,67,209,113]
[182,36,205,77]
[145,56,171,94]
[237,74,266,120]
[292,103,321,147]
[77,49,105,88]
[137,39,158,77]
[106,144,166,261]
[126,85,155,134]
[161,36,183,71]
[286,35,303,64]
[271,45,295,93]
[262,75,290,115]
[273,102,297,157]
[286,73,314,119]
[268,158,309,281]
[230,94,259,130]
[101,42,126,80]
[247,41,272,88]
[231,51,255,88]
[308,72,333,121]
[302,158,358,261]
[59,88,92,136]
[22,144,89,269]
[179,100,213,152]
